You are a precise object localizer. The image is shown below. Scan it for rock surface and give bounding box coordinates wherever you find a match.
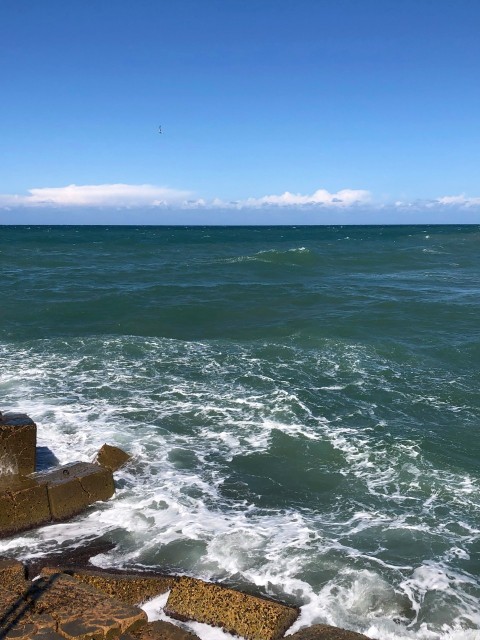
[0,413,36,476]
[0,559,374,640]
[41,567,176,606]
[125,620,202,640]
[0,573,148,639]
[0,558,28,594]
[95,443,132,472]
[0,463,115,538]
[34,461,115,520]
[288,625,373,640]
[0,474,51,537]
[165,576,299,640]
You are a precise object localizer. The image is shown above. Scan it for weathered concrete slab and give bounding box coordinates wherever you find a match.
[0,584,27,637]
[41,566,175,606]
[0,413,36,476]
[95,443,132,472]
[0,475,51,537]
[0,463,115,538]
[165,576,299,640]
[1,621,38,639]
[125,620,202,640]
[288,625,372,640]
[0,558,28,594]
[30,573,146,638]
[34,461,115,520]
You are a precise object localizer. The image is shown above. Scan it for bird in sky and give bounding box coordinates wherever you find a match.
[158,125,162,134]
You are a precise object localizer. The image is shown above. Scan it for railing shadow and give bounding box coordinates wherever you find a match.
[0,573,61,638]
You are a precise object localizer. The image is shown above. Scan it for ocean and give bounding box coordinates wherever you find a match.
[0,224,479,640]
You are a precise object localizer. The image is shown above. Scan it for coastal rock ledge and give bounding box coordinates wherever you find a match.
[0,412,372,640]
[0,560,372,640]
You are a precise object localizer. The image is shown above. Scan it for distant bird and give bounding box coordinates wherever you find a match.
[158,125,162,134]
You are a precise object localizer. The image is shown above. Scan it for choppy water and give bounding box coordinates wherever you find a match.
[0,225,479,639]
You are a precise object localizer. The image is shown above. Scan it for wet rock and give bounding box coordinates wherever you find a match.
[0,475,51,537]
[95,443,132,472]
[33,461,115,520]
[165,576,299,640]
[288,625,373,640]
[26,538,116,579]
[41,566,176,606]
[0,413,36,476]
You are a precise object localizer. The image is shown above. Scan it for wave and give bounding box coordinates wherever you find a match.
[1,335,479,640]
[220,247,321,267]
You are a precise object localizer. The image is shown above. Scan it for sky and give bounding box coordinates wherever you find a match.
[1,0,480,225]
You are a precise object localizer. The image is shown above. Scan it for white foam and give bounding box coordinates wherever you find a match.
[1,336,480,640]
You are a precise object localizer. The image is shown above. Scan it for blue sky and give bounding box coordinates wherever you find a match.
[1,0,479,224]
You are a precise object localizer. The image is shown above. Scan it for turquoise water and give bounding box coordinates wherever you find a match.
[0,225,479,639]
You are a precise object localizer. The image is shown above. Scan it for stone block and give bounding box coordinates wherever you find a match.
[0,558,28,595]
[32,631,65,640]
[0,413,36,476]
[1,621,37,639]
[41,567,176,606]
[28,573,147,637]
[95,443,132,472]
[0,476,51,538]
[288,625,372,640]
[165,576,299,640]
[34,462,115,520]
[0,585,25,631]
[128,621,202,640]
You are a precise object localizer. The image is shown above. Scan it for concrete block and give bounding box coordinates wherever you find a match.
[95,443,132,472]
[29,573,148,637]
[165,576,299,640]
[131,621,202,640]
[0,413,36,476]
[41,566,175,606]
[288,625,372,640]
[0,476,51,538]
[1,621,37,639]
[34,462,115,520]
[0,558,28,594]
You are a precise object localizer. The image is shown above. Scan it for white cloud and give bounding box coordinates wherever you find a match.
[0,184,371,210]
[435,194,480,207]
[1,184,479,216]
[240,188,371,208]
[0,183,191,208]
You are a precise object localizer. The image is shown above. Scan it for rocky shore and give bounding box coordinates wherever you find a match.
[0,412,371,640]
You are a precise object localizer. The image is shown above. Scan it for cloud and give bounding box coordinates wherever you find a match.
[240,188,371,208]
[0,183,191,208]
[0,184,372,211]
[435,194,480,207]
[1,184,479,218]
